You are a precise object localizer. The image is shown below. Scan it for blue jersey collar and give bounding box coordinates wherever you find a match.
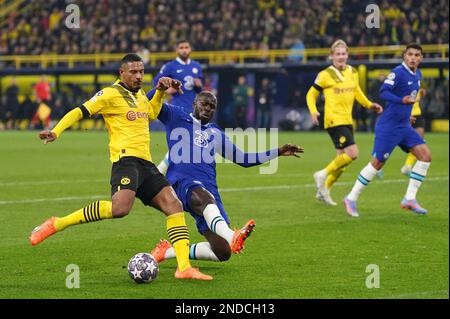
[402,62,417,76]
[176,57,191,65]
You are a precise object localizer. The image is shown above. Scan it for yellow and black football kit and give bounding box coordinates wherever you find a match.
[33,80,196,274]
[306,65,374,192]
[51,80,169,205]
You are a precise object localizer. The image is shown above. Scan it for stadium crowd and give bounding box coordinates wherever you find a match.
[0,0,448,56]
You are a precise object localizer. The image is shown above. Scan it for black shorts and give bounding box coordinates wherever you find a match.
[412,115,425,129]
[110,156,170,206]
[326,125,355,149]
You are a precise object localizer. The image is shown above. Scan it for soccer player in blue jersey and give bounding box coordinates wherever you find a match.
[344,43,432,217]
[153,40,203,174]
[147,90,303,263]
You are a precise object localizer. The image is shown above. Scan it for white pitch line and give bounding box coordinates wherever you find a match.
[0,179,107,187]
[0,176,447,205]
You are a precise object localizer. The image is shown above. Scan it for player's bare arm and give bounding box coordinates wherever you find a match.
[370,103,383,114]
[278,144,304,158]
[39,130,57,144]
[156,77,184,94]
[402,96,416,104]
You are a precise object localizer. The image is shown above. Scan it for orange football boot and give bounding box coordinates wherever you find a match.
[150,239,172,263]
[230,219,255,254]
[29,217,58,246]
[175,267,213,280]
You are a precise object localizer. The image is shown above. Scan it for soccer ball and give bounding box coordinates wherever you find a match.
[127,252,159,283]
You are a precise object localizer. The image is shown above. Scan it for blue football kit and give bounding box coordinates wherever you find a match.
[158,103,278,233]
[373,62,425,162]
[152,57,203,111]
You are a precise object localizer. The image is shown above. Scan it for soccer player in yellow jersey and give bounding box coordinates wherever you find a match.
[306,40,383,205]
[401,89,426,175]
[29,54,212,281]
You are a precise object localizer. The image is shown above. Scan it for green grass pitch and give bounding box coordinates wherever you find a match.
[0,130,448,299]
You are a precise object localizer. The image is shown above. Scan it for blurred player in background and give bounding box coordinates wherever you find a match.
[152,40,203,174]
[147,91,303,264]
[344,43,431,217]
[306,40,383,206]
[30,54,212,280]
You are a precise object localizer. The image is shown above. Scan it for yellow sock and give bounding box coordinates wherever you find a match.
[405,152,417,167]
[324,153,353,174]
[167,213,191,271]
[54,201,113,231]
[325,168,346,189]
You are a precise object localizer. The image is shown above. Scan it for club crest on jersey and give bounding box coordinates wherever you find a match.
[192,67,199,74]
[121,177,131,185]
[387,72,395,80]
[193,130,209,147]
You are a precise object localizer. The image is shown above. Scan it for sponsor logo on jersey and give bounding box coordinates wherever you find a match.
[339,136,347,144]
[126,111,148,121]
[121,177,131,185]
[383,153,390,159]
[193,130,209,147]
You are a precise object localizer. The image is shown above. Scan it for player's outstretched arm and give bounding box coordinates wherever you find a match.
[278,144,304,158]
[306,86,321,126]
[39,107,84,144]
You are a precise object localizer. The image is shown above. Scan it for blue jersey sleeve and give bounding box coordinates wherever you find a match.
[215,128,279,167]
[157,103,172,124]
[380,68,404,104]
[153,62,172,86]
[146,87,157,100]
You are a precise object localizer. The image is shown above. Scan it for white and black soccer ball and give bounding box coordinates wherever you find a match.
[128,253,159,283]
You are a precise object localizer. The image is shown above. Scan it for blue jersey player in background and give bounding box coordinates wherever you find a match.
[152,40,203,175]
[148,91,303,264]
[344,43,432,217]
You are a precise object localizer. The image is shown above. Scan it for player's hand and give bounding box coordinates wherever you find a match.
[156,77,184,94]
[410,115,417,125]
[402,96,416,104]
[39,130,57,144]
[194,78,202,88]
[311,112,320,126]
[278,144,304,158]
[371,103,383,114]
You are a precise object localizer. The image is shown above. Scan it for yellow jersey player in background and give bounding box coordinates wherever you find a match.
[29,53,212,281]
[402,89,426,175]
[306,40,383,205]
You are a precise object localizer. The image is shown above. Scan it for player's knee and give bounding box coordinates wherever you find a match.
[214,246,231,262]
[166,197,183,213]
[112,206,130,218]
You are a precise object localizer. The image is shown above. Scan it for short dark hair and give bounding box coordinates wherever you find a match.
[405,43,423,53]
[176,39,190,47]
[120,53,143,67]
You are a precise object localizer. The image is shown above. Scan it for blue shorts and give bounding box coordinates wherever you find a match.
[372,126,425,162]
[172,178,230,234]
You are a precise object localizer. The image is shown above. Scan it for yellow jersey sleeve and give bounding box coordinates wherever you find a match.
[314,70,333,90]
[83,88,114,116]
